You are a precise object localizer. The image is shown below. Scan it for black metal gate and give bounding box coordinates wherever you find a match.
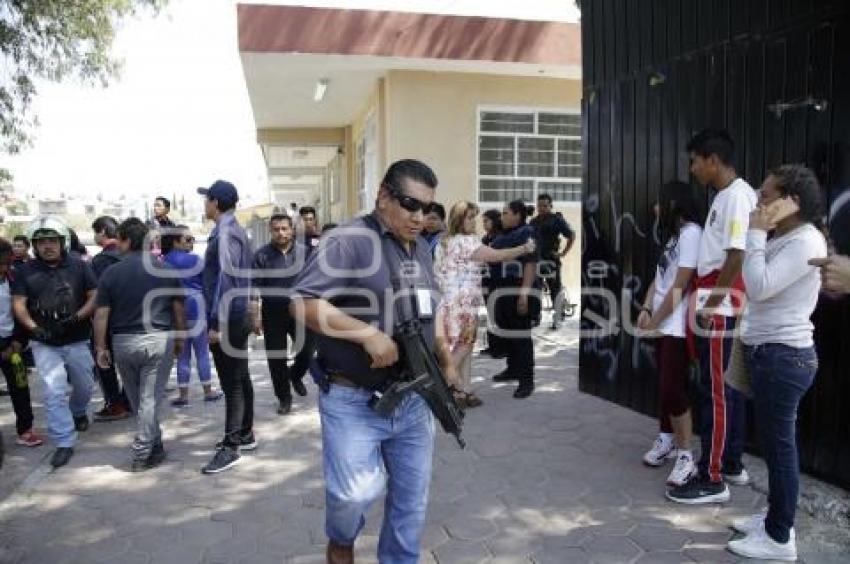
[579,0,850,489]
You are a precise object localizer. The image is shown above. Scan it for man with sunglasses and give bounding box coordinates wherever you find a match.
[290,159,456,564]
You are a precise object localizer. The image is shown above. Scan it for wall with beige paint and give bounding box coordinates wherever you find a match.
[382,70,583,295]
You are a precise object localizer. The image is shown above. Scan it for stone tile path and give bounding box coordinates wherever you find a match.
[0,319,847,563]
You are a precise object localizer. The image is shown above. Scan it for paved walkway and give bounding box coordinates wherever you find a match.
[0,319,848,563]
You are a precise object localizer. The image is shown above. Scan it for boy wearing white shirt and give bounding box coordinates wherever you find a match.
[668,129,757,505]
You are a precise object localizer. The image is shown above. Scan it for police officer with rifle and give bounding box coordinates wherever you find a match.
[290,159,462,564]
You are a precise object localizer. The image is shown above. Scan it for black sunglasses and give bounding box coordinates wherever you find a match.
[384,184,428,213]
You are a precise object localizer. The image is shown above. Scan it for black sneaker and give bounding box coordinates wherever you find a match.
[492,371,519,382]
[50,447,74,468]
[130,442,165,472]
[73,415,90,432]
[201,447,241,475]
[238,433,257,451]
[148,442,166,465]
[215,433,257,452]
[278,395,292,415]
[722,467,750,486]
[291,378,308,397]
[513,381,534,399]
[666,476,730,505]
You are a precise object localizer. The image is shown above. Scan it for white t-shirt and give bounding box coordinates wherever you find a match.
[697,178,758,277]
[652,223,702,337]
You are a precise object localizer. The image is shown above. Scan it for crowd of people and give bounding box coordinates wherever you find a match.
[0,159,577,561]
[2,138,850,562]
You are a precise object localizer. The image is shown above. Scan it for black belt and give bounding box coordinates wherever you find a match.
[328,374,360,388]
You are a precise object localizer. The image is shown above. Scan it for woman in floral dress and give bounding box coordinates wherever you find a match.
[436,201,535,407]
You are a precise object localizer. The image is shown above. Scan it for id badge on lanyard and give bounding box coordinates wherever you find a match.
[416,287,433,319]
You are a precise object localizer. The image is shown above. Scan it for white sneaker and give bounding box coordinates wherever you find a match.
[731,509,768,535]
[727,523,797,561]
[723,468,751,486]
[732,511,796,540]
[666,451,696,486]
[643,434,675,467]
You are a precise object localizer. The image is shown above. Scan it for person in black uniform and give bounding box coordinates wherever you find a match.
[251,214,315,415]
[490,200,540,398]
[530,193,576,328]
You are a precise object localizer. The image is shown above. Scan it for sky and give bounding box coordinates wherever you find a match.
[0,0,580,204]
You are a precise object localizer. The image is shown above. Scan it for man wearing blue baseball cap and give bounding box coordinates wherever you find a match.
[196,180,256,474]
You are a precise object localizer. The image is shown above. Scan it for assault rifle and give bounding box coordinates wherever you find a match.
[369,319,466,449]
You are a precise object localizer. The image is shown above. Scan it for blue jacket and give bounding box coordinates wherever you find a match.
[202,212,253,329]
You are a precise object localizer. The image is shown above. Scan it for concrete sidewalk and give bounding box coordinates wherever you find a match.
[0,319,848,563]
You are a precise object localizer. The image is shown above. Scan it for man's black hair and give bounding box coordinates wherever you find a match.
[155,196,171,210]
[426,202,446,221]
[537,193,553,204]
[270,214,293,226]
[770,165,825,228]
[686,129,736,167]
[92,216,118,239]
[212,198,236,213]
[298,206,316,217]
[381,159,438,193]
[117,217,149,252]
[12,235,29,247]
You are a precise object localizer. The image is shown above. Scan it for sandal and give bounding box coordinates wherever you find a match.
[464,392,483,408]
[450,387,467,409]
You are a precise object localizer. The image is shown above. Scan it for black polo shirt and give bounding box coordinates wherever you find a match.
[252,242,308,309]
[12,255,98,345]
[96,253,183,335]
[530,212,575,261]
[292,212,439,389]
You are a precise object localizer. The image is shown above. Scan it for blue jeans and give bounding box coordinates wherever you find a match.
[745,343,817,544]
[696,315,746,482]
[176,317,212,387]
[319,384,435,563]
[31,341,94,448]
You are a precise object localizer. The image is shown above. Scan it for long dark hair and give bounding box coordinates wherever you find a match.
[482,209,502,234]
[658,181,705,245]
[506,199,530,226]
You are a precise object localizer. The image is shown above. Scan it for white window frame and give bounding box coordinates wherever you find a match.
[356,111,379,213]
[476,104,582,207]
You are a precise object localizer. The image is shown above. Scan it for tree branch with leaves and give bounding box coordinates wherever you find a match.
[0,0,166,153]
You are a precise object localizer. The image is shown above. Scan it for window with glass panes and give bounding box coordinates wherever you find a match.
[478,109,582,204]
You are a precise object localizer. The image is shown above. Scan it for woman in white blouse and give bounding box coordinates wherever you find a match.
[727,165,827,562]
